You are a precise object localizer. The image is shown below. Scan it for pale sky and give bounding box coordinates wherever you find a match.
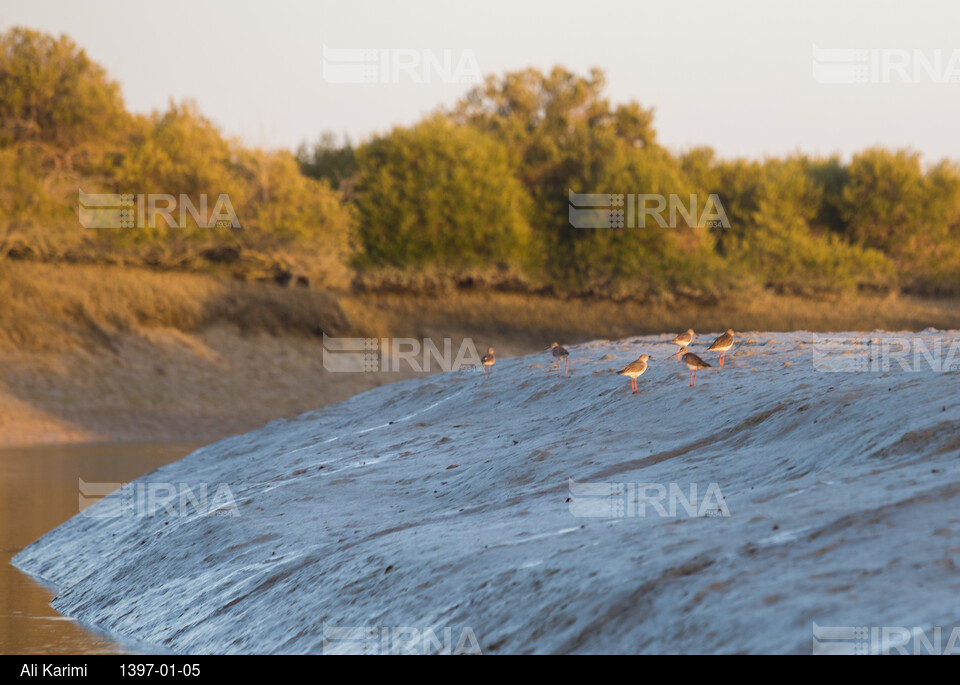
[2,0,959,161]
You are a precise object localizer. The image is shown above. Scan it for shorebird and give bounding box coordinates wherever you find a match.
[671,329,695,361]
[707,329,735,367]
[679,347,711,387]
[481,347,495,377]
[547,342,569,376]
[617,354,652,394]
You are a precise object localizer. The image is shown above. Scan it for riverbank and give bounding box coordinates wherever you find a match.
[3,262,960,447]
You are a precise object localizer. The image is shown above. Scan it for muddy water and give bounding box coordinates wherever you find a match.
[0,442,199,654]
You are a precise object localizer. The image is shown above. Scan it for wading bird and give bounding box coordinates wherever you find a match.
[481,347,495,377]
[671,329,695,361]
[617,354,652,394]
[547,342,570,376]
[679,347,711,387]
[708,329,735,367]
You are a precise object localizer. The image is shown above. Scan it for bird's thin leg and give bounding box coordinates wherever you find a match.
[565,358,568,375]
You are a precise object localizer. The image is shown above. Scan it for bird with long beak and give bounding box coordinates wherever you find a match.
[547,342,569,376]
[679,347,711,387]
[707,329,735,368]
[671,329,695,361]
[481,347,495,377]
[617,354,652,394]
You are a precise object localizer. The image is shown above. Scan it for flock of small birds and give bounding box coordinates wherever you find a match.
[617,329,736,392]
[478,329,737,393]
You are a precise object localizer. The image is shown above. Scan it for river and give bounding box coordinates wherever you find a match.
[0,442,199,654]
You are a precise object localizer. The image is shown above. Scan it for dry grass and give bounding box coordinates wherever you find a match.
[342,289,960,349]
[0,262,351,352]
[4,262,957,355]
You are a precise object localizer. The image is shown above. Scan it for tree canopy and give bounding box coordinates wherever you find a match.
[4,27,960,299]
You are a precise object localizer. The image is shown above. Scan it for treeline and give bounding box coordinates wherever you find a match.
[3,28,960,301]
[0,28,352,287]
[298,68,960,299]
[303,68,960,299]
